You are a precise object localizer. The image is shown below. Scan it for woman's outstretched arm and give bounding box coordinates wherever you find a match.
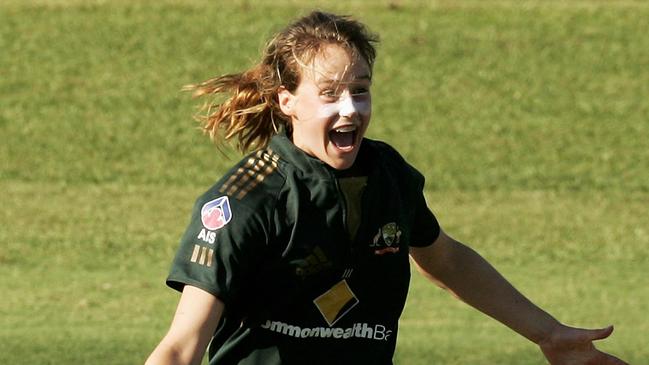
[409,230,627,365]
[145,285,224,365]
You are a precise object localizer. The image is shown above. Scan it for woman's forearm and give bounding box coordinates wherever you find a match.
[411,233,560,344]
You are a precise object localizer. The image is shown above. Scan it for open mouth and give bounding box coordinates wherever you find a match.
[329,125,357,151]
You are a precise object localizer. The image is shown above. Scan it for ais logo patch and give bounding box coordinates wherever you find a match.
[200,196,232,230]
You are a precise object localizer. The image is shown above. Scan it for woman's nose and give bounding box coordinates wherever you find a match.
[338,92,357,118]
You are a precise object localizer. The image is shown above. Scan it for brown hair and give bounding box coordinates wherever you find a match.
[185,10,379,152]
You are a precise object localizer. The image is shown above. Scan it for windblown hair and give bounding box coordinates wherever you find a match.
[185,11,379,152]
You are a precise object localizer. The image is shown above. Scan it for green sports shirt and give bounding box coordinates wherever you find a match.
[167,133,440,365]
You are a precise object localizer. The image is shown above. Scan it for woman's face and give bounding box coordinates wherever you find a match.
[278,44,372,170]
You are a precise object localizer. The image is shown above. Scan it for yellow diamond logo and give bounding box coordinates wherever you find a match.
[313,280,359,326]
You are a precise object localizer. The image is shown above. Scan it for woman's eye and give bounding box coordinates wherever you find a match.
[320,89,339,100]
[351,88,369,96]
[320,85,370,101]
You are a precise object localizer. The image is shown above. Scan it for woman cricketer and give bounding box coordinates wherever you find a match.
[145,11,627,365]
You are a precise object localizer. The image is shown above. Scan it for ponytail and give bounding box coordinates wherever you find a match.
[185,63,284,152]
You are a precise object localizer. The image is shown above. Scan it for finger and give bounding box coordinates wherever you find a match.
[587,325,614,342]
[569,325,614,343]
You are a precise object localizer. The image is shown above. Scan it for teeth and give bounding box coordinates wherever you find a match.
[333,125,357,133]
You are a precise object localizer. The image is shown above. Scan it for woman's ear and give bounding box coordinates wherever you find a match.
[277,86,296,117]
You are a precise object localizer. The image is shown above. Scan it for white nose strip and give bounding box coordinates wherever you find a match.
[316,95,371,119]
[317,103,340,118]
[338,95,356,117]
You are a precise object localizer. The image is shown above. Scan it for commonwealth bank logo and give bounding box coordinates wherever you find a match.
[313,280,359,326]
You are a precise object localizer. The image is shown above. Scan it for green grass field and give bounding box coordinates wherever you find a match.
[1,1,647,364]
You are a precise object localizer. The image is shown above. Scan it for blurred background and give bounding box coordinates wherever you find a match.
[1,0,647,363]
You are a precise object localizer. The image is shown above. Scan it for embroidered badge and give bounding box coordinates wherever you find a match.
[200,196,232,230]
[371,222,402,255]
[380,222,401,245]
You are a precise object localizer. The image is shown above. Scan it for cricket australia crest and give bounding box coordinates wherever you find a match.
[371,222,402,255]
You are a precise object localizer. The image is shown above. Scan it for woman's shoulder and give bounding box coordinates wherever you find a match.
[196,148,287,215]
[362,138,425,183]
[362,138,414,168]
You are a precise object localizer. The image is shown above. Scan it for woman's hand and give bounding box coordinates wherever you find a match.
[539,324,627,365]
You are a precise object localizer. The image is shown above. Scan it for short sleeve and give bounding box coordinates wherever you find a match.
[401,158,440,247]
[166,191,268,305]
[373,140,441,248]
[409,189,440,247]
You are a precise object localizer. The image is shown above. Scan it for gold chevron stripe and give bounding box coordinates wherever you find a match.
[219,157,256,194]
[190,244,201,263]
[236,159,277,199]
[190,244,214,267]
[206,248,214,267]
[218,150,280,200]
